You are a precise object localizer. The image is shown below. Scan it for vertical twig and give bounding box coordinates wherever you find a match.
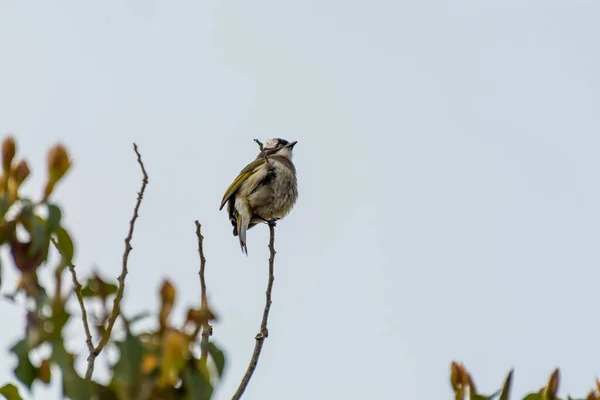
[69,263,95,357]
[51,238,95,364]
[195,220,212,361]
[86,143,148,380]
[231,221,277,400]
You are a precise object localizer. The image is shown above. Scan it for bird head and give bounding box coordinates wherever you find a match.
[262,138,298,159]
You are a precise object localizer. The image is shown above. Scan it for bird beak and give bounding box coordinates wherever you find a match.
[286,141,298,149]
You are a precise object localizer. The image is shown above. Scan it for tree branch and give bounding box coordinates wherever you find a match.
[231,220,277,400]
[69,263,95,356]
[254,138,270,168]
[50,238,95,374]
[87,143,148,379]
[195,220,212,362]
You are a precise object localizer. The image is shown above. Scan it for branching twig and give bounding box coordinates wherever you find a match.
[254,138,270,168]
[195,220,212,361]
[86,143,148,379]
[51,238,95,366]
[231,221,277,400]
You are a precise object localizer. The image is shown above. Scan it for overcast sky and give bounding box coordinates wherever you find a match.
[1,1,600,399]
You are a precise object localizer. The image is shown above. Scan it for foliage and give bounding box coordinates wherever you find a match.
[0,136,224,400]
[5,134,600,400]
[450,361,600,400]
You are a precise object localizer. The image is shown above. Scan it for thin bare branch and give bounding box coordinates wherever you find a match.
[69,263,95,357]
[195,220,212,361]
[51,238,95,375]
[87,143,148,379]
[254,138,270,168]
[231,220,277,400]
[253,138,264,152]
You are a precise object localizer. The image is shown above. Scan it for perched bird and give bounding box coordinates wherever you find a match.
[219,138,298,254]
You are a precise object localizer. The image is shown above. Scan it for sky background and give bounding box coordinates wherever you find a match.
[1,1,600,399]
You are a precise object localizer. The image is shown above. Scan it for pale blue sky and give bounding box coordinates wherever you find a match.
[1,1,599,399]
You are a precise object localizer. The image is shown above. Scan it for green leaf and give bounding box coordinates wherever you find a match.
[54,227,74,263]
[0,193,10,216]
[80,275,117,299]
[499,370,513,400]
[93,383,118,400]
[29,216,49,262]
[0,383,23,400]
[523,395,543,400]
[45,204,62,234]
[111,334,144,396]
[50,342,93,400]
[182,366,212,400]
[207,342,225,378]
[9,340,37,389]
[46,308,70,344]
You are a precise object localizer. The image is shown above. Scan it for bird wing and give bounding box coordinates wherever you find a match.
[219,158,266,210]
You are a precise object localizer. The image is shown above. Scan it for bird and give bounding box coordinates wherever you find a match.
[219,138,298,254]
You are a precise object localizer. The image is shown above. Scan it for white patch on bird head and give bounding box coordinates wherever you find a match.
[264,138,281,150]
[262,138,295,159]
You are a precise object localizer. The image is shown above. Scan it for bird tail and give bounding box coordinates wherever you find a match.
[235,200,251,255]
[237,213,248,255]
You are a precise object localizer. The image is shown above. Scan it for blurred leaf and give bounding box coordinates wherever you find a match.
[141,355,159,375]
[159,330,189,387]
[111,333,144,396]
[523,395,544,400]
[50,342,93,400]
[2,136,16,173]
[38,359,51,384]
[545,369,560,400]
[182,367,212,400]
[11,240,44,274]
[25,312,44,348]
[46,144,71,186]
[207,342,225,378]
[16,274,48,312]
[46,308,70,344]
[159,280,176,331]
[81,274,117,300]
[54,227,74,264]
[0,194,9,216]
[45,205,61,234]
[12,160,30,186]
[451,361,469,393]
[29,216,49,261]
[186,306,217,329]
[468,376,479,396]
[9,340,37,389]
[499,370,514,400]
[0,223,9,247]
[488,390,501,400]
[0,383,22,400]
[451,361,461,392]
[585,392,600,400]
[94,383,118,400]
